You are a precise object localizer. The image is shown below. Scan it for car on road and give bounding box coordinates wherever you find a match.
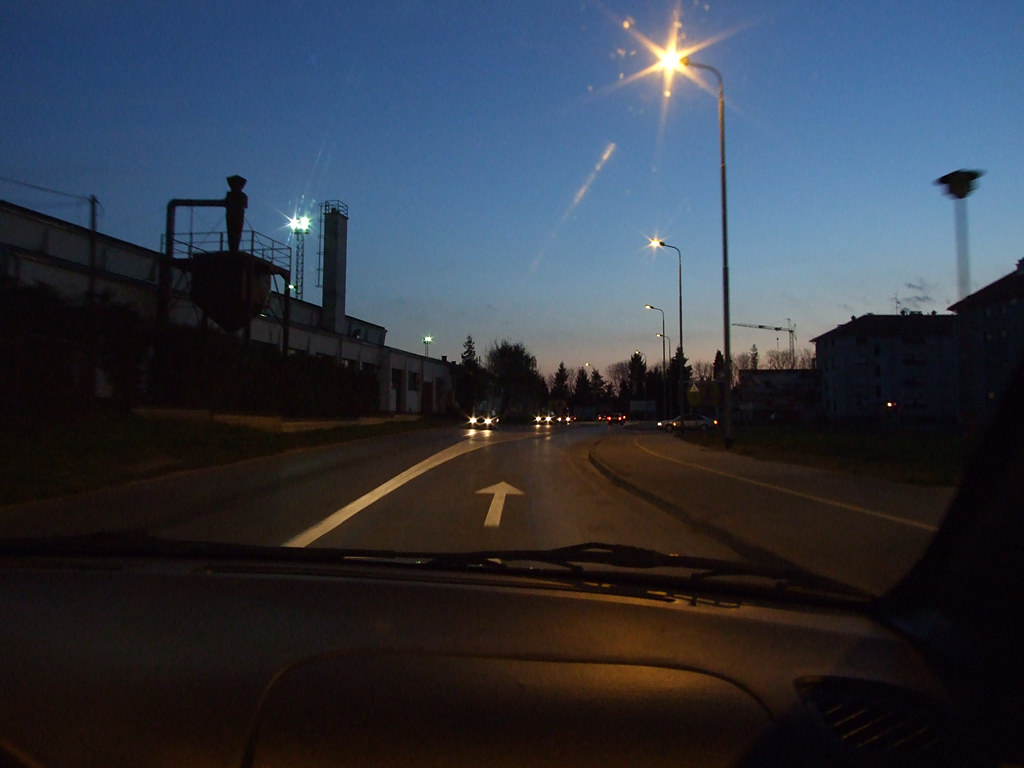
[657,414,718,432]
[537,412,576,425]
[466,414,499,429]
[599,413,626,424]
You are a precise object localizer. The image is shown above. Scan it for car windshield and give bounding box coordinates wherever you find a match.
[2,0,1022,600]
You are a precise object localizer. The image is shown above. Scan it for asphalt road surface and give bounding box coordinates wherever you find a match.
[0,424,953,592]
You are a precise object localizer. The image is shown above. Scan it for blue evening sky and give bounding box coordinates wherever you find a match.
[2,0,1022,374]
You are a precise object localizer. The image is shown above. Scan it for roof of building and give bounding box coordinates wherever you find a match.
[948,260,1024,313]
[810,313,956,343]
[1,198,163,258]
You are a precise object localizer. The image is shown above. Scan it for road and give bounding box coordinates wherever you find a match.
[0,424,954,593]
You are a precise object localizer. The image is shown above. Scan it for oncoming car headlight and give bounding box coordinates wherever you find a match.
[483,417,493,425]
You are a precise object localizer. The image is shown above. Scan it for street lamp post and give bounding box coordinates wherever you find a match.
[650,241,685,422]
[656,332,672,417]
[936,169,983,301]
[647,304,667,417]
[420,335,433,415]
[680,57,733,448]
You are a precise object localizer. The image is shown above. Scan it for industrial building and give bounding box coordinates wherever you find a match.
[812,313,959,424]
[0,196,453,414]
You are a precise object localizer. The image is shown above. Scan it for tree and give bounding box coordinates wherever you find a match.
[456,335,488,409]
[550,362,571,402]
[692,360,714,381]
[606,361,631,400]
[766,349,795,370]
[796,348,816,369]
[589,368,609,404]
[712,350,725,381]
[571,366,592,406]
[667,347,692,415]
[750,344,759,370]
[627,351,647,399]
[734,351,751,372]
[484,340,546,414]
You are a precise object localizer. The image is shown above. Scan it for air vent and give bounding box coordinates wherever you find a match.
[796,677,960,767]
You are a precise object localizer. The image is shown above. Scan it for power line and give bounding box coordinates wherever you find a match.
[0,174,92,202]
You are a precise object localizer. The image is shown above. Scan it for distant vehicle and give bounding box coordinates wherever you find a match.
[657,414,718,432]
[600,413,626,424]
[537,412,575,425]
[467,414,499,429]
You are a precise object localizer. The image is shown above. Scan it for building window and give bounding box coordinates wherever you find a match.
[408,372,419,392]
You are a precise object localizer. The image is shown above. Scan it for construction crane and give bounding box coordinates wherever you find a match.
[733,319,796,360]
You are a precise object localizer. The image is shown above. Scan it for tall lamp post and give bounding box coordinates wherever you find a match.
[423,335,433,358]
[935,169,983,301]
[646,304,667,417]
[649,240,685,423]
[656,332,672,417]
[680,56,733,448]
[287,215,311,300]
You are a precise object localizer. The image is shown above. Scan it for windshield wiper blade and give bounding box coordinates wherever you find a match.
[0,535,869,599]
[419,542,871,598]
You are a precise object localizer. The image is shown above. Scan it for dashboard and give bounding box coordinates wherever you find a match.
[0,557,974,768]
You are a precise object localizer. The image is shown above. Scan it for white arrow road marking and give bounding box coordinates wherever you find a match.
[476,482,525,527]
[285,439,502,547]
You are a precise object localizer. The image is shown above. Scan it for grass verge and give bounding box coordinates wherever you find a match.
[0,413,458,508]
[678,425,967,487]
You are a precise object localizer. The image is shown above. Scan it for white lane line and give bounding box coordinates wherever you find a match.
[633,439,939,532]
[284,435,527,547]
[476,482,525,527]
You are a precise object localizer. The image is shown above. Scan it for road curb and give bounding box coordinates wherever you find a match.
[587,437,824,576]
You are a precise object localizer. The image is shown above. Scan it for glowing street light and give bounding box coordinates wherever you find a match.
[288,215,311,233]
[423,335,433,357]
[615,15,738,447]
[664,53,735,448]
[287,214,312,300]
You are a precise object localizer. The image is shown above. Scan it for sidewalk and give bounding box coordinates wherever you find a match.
[588,431,956,594]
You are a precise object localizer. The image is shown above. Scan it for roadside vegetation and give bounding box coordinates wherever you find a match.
[0,411,456,508]
[679,424,968,487]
